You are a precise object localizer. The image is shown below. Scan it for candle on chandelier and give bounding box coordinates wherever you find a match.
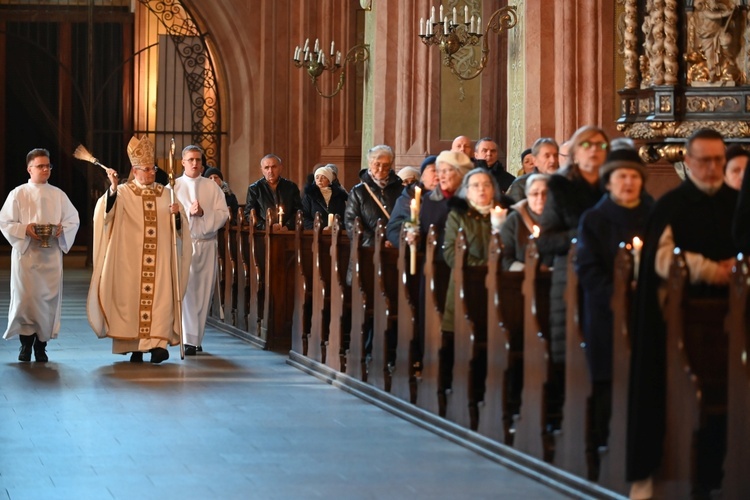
[420,18,424,36]
[303,38,309,51]
[452,7,457,25]
[439,4,444,23]
[314,38,320,53]
[464,6,469,24]
[336,51,342,65]
[431,6,435,24]
[470,15,476,34]
[293,46,300,61]
[443,16,449,35]
[477,16,482,35]
[330,41,335,56]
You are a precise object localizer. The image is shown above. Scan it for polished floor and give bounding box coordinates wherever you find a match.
[0,268,568,499]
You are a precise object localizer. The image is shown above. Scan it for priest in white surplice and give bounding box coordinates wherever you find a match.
[0,148,80,362]
[174,145,229,355]
[87,135,192,364]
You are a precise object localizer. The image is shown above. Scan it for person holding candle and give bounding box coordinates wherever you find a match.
[440,167,501,417]
[575,147,651,471]
[301,164,348,230]
[244,153,302,231]
[628,128,738,498]
[500,173,552,271]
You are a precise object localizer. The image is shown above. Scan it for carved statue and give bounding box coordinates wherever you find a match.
[689,0,739,85]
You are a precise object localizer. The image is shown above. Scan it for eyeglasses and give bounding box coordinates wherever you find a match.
[32,164,53,170]
[579,141,608,151]
[468,181,493,189]
[134,166,158,173]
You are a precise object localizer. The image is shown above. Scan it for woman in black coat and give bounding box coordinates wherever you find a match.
[576,148,652,453]
[301,165,348,229]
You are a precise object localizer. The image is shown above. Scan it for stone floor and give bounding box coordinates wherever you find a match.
[0,268,569,499]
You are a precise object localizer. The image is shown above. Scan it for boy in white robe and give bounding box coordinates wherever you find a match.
[174,145,229,354]
[0,148,80,362]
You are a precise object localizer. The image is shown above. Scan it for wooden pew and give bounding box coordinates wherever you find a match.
[225,213,240,326]
[347,218,372,380]
[308,214,334,363]
[657,249,728,498]
[210,221,227,321]
[445,229,488,430]
[478,232,524,444]
[724,255,750,500]
[369,220,400,392]
[513,237,553,461]
[597,244,633,495]
[261,208,297,352]
[291,211,314,355]
[554,241,592,477]
[245,210,263,338]
[416,226,451,415]
[391,226,423,404]
[325,215,350,373]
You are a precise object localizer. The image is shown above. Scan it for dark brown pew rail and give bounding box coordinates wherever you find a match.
[207,211,749,499]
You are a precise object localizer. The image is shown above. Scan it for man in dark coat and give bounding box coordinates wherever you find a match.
[474,137,515,193]
[627,128,737,498]
[244,154,302,230]
[344,145,402,247]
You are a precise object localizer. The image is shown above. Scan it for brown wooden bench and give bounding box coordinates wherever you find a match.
[513,237,552,461]
[657,249,729,498]
[291,211,314,355]
[246,210,263,338]
[478,232,524,444]
[325,215,350,373]
[347,218,372,381]
[597,244,634,495]
[416,226,450,415]
[210,221,227,322]
[724,254,750,500]
[369,220,400,392]
[390,226,423,404]
[554,241,592,477]
[308,214,334,363]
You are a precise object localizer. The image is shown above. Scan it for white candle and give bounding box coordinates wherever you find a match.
[491,206,507,231]
[420,18,424,36]
[414,186,422,214]
[444,16,449,35]
[314,38,319,52]
[303,38,309,51]
[532,225,540,238]
[294,47,299,61]
[439,5,444,23]
[431,6,435,24]
[464,5,469,24]
[452,7,457,25]
[477,16,482,35]
[336,51,342,65]
[470,15,475,34]
[330,41,335,56]
[410,198,418,223]
[278,206,284,226]
[318,51,323,63]
[632,236,643,280]
[328,213,334,227]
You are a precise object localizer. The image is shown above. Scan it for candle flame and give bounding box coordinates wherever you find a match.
[532,225,540,238]
[632,236,643,250]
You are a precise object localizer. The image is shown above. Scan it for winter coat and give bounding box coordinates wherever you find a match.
[499,199,550,271]
[344,169,402,247]
[301,180,348,230]
[244,177,302,230]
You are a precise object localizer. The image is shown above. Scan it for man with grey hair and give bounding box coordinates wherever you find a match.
[506,137,559,202]
[344,145,402,247]
[244,154,302,230]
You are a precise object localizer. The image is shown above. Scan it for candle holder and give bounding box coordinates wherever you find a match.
[418,5,518,81]
[293,39,370,98]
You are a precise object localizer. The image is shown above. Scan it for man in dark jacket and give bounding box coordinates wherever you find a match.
[244,154,302,230]
[627,128,737,498]
[474,137,515,193]
[344,145,402,247]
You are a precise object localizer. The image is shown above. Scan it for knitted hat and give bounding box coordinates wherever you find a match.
[397,166,421,183]
[420,155,438,174]
[204,167,223,180]
[599,147,647,185]
[521,148,532,162]
[436,150,473,176]
[314,166,334,184]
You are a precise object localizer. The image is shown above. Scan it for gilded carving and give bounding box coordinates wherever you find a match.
[623,0,639,88]
[639,97,654,114]
[685,95,740,112]
[686,0,741,86]
[660,95,672,112]
[619,120,750,138]
[663,0,679,84]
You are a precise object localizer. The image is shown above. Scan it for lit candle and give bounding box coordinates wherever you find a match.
[278,206,284,226]
[490,206,507,232]
[410,198,418,224]
[532,225,540,238]
[632,236,643,280]
[464,5,469,24]
[477,16,482,35]
[328,213,334,227]
[452,7,457,25]
[414,186,422,215]
[330,41,335,56]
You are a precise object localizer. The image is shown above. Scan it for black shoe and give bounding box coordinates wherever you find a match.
[130,351,144,363]
[185,344,197,356]
[18,335,34,362]
[196,345,203,352]
[150,347,169,364]
[33,339,48,363]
